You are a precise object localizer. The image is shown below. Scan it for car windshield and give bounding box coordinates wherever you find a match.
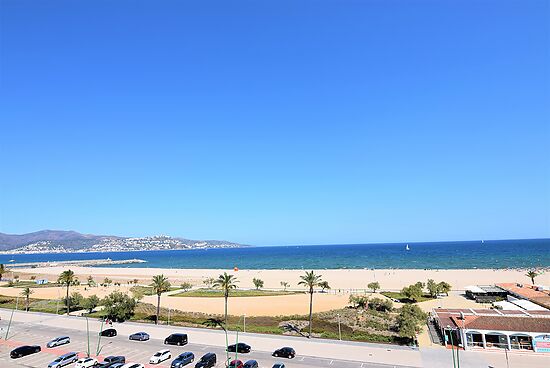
[154,352,161,356]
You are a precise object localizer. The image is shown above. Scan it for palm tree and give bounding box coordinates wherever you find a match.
[213,272,238,328]
[203,318,230,364]
[298,270,323,338]
[21,287,33,312]
[57,270,78,315]
[526,270,541,285]
[280,281,289,291]
[151,274,171,325]
[0,264,5,281]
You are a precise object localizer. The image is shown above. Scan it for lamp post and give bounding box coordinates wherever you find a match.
[337,313,342,341]
[446,325,456,368]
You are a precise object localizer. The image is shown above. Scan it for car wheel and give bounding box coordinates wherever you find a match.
[178,342,182,346]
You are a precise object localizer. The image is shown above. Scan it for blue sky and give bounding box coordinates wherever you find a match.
[1,0,548,245]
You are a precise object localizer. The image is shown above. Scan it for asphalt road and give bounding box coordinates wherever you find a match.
[0,320,417,368]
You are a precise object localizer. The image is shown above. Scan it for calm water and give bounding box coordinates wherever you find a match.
[0,239,550,269]
[0,239,548,270]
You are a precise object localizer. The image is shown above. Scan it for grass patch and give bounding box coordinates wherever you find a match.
[1,281,63,288]
[130,285,180,296]
[171,288,302,298]
[381,291,434,303]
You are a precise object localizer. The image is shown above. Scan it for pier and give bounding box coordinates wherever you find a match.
[7,258,146,268]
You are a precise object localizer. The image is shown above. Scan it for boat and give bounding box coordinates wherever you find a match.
[405,244,410,251]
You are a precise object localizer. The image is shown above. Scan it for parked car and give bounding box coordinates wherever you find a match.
[100,328,118,337]
[272,364,285,368]
[121,364,144,368]
[97,356,126,368]
[109,364,125,368]
[243,360,258,368]
[150,349,171,364]
[75,357,99,368]
[48,352,79,368]
[194,352,216,368]
[171,351,194,367]
[164,333,188,346]
[46,336,70,348]
[227,343,251,353]
[129,332,150,341]
[10,345,41,359]
[272,347,295,359]
[228,360,244,368]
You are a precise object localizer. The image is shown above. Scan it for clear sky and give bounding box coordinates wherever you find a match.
[0,0,548,246]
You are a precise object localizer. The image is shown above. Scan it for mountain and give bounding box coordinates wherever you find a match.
[0,230,246,254]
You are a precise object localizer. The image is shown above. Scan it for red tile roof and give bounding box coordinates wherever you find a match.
[497,283,550,309]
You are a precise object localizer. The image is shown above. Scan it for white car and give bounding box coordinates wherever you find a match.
[75,357,98,368]
[149,349,171,364]
[121,364,144,368]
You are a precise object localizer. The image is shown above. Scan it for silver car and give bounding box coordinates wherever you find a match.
[48,352,78,368]
[46,336,70,348]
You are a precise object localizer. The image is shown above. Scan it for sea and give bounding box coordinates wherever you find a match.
[0,238,548,270]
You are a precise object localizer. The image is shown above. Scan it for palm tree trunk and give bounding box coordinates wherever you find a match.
[308,289,313,338]
[26,296,29,312]
[156,294,161,325]
[66,284,70,315]
[224,294,229,365]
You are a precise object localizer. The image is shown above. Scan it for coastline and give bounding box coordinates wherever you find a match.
[11,266,548,290]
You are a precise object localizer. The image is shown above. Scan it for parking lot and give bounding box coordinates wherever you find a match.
[0,320,415,368]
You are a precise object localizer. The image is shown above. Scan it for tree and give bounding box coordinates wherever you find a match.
[252,278,264,290]
[426,279,439,298]
[319,281,331,292]
[0,264,5,280]
[180,282,193,292]
[298,270,323,338]
[367,281,380,293]
[82,295,100,313]
[280,281,289,291]
[57,270,78,315]
[21,287,33,312]
[133,278,139,285]
[397,304,427,342]
[368,297,393,312]
[87,276,96,287]
[151,274,171,325]
[70,292,84,308]
[103,277,112,287]
[437,281,452,296]
[401,282,424,302]
[349,294,369,309]
[103,291,137,322]
[213,272,238,328]
[203,318,230,365]
[14,275,20,282]
[203,277,215,288]
[526,270,541,285]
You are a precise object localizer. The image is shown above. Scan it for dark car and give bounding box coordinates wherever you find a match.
[243,360,258,368]
[227,343,251,353]
[129,332,150,341]
[97,356,126,368]
[164,333,188,346]
[194,353,216,368]
[228,360,243,368]
[272,364,285,368]
[272,347,295,359]
[10,345,41,359]
[171,352,194,367]
[100,328,117,337]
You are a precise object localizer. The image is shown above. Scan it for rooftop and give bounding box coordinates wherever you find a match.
[497,283,550,310]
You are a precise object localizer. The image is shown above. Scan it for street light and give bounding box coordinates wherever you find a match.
[446,325,456,368]
[337,313,342,341]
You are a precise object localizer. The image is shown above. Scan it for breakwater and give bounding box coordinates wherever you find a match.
[7,258,146,268]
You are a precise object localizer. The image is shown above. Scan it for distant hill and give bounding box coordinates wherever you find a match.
[0,230,246,254]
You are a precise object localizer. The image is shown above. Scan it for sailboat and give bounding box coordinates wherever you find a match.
[405,244,410,251]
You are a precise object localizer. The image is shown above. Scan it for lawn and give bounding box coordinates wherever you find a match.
[381,291,434,303]
[130,285,180,296]
[170,288,302,298]
[1,281,63,288]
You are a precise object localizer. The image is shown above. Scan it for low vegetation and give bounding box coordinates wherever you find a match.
[170,288,301,297]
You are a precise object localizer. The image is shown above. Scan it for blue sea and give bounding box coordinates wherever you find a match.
[0,239,548,270]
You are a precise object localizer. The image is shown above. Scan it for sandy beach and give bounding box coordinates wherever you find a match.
[4,267,546,316]
[11,266,547,290]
